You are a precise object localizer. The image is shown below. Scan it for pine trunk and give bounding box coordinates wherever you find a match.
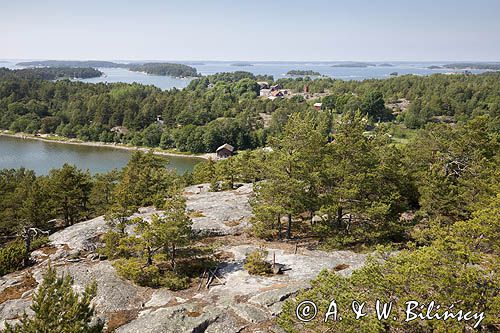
[286,213,292,239]
[171,244,176,271]
[23,228,31,268]
[277,214,282,240]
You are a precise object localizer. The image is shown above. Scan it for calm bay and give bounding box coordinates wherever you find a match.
[0,135,201,175]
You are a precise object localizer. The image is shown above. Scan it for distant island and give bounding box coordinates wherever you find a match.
[17,60,200,78]
[331,62,375,68]
[231,63,253,67]
[378,63,394,67]
[0,67,102,80]
[286,70,321,76]
[17,60,125,68]
[442,63,500,70]
[128,63,199,77]
[427,65,443,69]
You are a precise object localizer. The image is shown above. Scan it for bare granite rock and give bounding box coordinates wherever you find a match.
[49,261,150,313]
[230,303,269,323]
[1,183,370,332]
[0,299,32,321]
[248,283,310,308]
[184,183,253,236]
[116,303,221,333]
[49,215,107,251]
[204,313,246,333]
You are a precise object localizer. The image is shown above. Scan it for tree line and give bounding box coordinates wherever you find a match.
[0,70,499,155]
[0,151,208,291]
[128,62,199,77]
[190,110,499,332]
[193,112,498,248]
[0,67,102,80]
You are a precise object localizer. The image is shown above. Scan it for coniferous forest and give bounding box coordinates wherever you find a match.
[0,66,499,332]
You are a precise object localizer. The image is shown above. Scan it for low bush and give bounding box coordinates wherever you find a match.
[0,237,49,276]
[113,258,191,290]
[159,271,190,291]
[244,249,272,276]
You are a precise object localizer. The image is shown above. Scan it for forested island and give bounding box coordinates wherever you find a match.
[230,63,253,67]
[16,60,200,78]
[16,60,125,68]
[331,62,375,68]
[0,65,499,332]
[443,62,500,70]
[286,69,321,76]
[0,67,103,80]
[128,62,199,77]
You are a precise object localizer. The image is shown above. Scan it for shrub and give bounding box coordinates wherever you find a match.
[244,249,272,276]
[0,237,49,276]
[113,258,161,287]
[113,258,191,290]
[159,271,190,291]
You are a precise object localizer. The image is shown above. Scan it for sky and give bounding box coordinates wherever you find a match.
[1,0,500,61]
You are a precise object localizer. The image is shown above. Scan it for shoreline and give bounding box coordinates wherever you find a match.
[0,132,213,160]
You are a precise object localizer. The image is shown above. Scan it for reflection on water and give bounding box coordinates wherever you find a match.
[0,135,202,175]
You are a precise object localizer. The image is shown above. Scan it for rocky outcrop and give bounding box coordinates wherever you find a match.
[184,183,253,236]
[0,183,368,332]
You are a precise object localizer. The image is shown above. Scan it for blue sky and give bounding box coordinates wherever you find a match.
[1,0,499,61]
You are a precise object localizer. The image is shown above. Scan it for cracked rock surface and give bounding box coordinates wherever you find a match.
[0,183,367,332]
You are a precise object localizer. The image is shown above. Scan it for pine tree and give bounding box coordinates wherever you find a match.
[48,164,92,226]
[5,265,103,333]
[252,113,324,239]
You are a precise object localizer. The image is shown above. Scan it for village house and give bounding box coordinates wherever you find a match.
[156,115,164,125]
[260,88,271,97]
[110,126,129,135]
[271,90,284,98]
[257,81,269,89]
[314,102,322,111]
[270,84,282,91]
[216,143,234,159]
[260,87,289,100]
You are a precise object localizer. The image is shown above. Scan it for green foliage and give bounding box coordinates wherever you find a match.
[158,271,191,291]
[405,116,499,242]
[0,71,499,155]
[114,258,161,287]
[278,196,500,332]
[251,110,414,243]
[287,70,321,76]
[251,111,497,248]
[0,237,48,276]
[106,192,194,290]
[0,67,102,80]
[128,63,199,77]
[360,90,392,121]
[252,112,325,239]
[0,168,53,239]
[277,73,500,128]
[244,249,272,276]
[48,164,92,226]
[89,170,120,216]
[105,151,180,232]
[5,265,103,333]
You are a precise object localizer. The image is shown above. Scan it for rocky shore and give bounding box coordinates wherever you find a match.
[0,132,213,160]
